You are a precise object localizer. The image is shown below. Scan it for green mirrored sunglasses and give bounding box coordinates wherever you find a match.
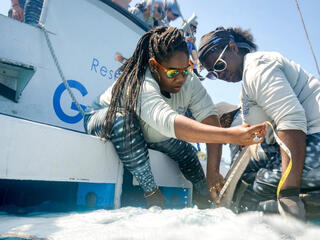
[151,58,193,78]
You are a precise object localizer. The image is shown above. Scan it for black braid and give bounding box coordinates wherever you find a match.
[103,26,188,139]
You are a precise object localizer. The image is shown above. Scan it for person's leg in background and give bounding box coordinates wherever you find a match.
[24,0,43,25]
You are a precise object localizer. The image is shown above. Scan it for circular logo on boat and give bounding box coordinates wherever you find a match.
[53,80,87,124]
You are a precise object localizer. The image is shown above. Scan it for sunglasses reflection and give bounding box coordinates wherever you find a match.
[151,58,193,78]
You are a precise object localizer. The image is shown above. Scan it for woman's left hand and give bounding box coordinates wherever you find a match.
[207,171,225,206]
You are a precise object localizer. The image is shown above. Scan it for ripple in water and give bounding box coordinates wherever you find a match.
[0,207,319,240]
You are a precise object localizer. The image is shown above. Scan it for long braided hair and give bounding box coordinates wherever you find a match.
[103,26,188,139]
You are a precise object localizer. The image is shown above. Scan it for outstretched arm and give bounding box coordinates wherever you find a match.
[174,114,265,145]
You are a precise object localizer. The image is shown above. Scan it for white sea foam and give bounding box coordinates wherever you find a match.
[0,207,319,240]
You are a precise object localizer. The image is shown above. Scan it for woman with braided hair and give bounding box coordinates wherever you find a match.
[199,26,320,220]
[84,26,265,208]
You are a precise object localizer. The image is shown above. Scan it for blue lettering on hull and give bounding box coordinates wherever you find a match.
[91,57,120,81]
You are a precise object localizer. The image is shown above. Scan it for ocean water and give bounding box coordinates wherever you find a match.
[0,207,319,240]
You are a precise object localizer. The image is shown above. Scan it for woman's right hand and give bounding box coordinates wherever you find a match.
[228,123,266,146]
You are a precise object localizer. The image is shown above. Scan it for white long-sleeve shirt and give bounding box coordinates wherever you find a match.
[99,68,217,143]
[241,51,320,136]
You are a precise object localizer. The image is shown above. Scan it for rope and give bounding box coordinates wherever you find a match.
[294,0,320,79]
[38,23,86,116]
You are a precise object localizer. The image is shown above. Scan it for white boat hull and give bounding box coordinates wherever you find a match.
[0,0,192,210]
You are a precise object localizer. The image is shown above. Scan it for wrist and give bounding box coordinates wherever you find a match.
[278,187,300,199]
[206,167,220,177]
[223,128,233,144]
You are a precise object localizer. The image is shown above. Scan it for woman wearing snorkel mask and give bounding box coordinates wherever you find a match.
[199,26,320,220]
[84,27,266,209]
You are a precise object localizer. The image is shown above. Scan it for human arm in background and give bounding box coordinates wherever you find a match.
[11,0,24,21]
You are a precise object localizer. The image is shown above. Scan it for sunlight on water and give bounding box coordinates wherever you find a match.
[0,207,319,240]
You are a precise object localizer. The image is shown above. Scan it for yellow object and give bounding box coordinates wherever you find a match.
[147,16,154,26]
[197,151,206,161]
[264,121,293,198]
